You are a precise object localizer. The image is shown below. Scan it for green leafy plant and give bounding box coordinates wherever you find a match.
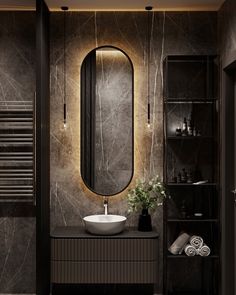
[127,176,167,212]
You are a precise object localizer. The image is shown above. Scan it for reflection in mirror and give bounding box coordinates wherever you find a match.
[81,46,133,196]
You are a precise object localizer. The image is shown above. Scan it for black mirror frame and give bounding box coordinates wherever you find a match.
[80,45,134,196]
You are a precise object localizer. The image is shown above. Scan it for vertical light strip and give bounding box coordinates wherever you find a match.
[145,6,152,128]
[61,6,68,129]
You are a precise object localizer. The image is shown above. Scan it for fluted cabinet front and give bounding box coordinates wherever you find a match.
[51,227,159,284]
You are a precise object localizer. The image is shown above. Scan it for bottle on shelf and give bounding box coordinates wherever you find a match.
[196,130,201,136]
[181,168,187,183]
[188,112,194,136]
[188,123,193,136]
[187,169,193,183]
[177,171,182,183]
[175,127,182,136]
[182,117,188,136]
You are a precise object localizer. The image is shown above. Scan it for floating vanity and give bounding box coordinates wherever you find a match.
[51,226,159,285]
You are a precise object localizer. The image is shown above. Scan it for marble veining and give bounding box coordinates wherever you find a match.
[94,49,133,195]
[0,9,219,295]
[50,11,217,292]
[0,12,36,294]
[218,0,236,67]
[0,213,35,293]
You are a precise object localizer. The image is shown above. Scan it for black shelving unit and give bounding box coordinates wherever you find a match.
[163,55,220,295]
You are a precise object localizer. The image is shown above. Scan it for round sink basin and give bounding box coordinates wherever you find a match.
[83,214,127,235]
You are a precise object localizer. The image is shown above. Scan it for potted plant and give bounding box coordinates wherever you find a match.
[127,175,167,231]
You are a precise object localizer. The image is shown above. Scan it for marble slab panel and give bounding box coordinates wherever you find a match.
[50,11,217,293]
[0,11,36,294]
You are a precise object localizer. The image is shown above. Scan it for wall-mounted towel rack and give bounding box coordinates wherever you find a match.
[0,100,34,203]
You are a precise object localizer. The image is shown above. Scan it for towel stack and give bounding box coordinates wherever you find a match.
[184,235,211,257]
[168,232,190,255]
[169,233,211,257]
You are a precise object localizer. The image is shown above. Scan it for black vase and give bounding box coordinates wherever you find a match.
[138,209,152,231]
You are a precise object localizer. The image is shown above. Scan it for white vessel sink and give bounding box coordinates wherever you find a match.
[83,214,127,235]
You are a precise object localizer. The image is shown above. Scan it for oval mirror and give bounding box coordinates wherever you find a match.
[81,46,133,196]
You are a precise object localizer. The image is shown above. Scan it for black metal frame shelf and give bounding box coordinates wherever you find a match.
[167,136,214,140]
[163,55,220,295]
[164,99,217,103]
[167,254,219,259]
[167,183,217,186]
[167,292,213,295]
[167,219,218,222]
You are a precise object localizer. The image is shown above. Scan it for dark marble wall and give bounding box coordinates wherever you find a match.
[0,12,36,294]
[50,11,217,292]
[0,10,218,295]
[218,0,236,68]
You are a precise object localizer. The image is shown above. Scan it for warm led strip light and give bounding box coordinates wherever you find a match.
[0,6,35,10]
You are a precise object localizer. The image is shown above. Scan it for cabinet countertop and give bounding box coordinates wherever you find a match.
[51,226,159,239]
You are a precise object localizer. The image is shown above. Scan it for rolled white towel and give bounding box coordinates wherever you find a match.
[184,244,197,256]
[190,235,204,249]
[198,244,211,256]
[168,232,190,255]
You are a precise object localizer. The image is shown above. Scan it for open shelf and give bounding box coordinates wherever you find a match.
[168,292,209,295]
[167,254,219,259]
[163,55,220,295]
[167,136,214,140]
[164,99,217,103]
[167,219,218,222]
[167,183,217,186]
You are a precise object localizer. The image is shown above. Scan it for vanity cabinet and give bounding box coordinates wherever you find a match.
[163,55,220,294]
[51,227,159,285]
